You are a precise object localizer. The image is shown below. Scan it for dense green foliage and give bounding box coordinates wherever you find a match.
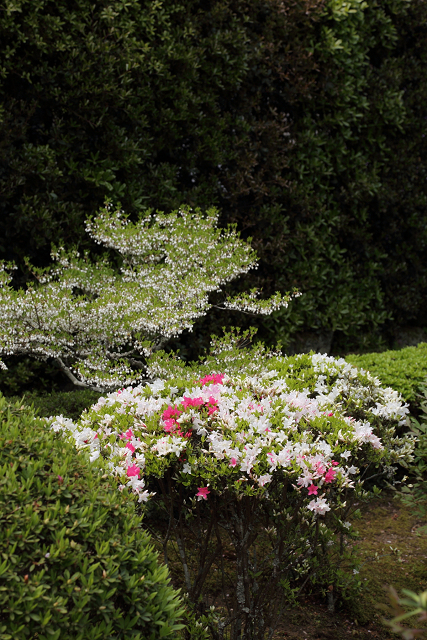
[1,0,426,358]
[47,351,414,639]
[1,0,317,272]
[0,394,186,639]
[269,0,427,352]
[344,343,427,406]
[395,382,427,533]
[0,357,63,397]
[5,389,103,421]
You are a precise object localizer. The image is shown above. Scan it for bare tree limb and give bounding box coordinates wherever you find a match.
[151,336,171,352]
[106,351,146,370]
[211,304,259,317]
[54,357,106,393]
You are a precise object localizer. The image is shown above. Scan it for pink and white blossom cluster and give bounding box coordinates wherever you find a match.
[47,354,414,515]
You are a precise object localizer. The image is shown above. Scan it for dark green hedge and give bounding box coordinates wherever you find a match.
[5,389,103,422]
[1,0,426,359]
[344,343,427,410]
[0,0,320,274]
[0,394,186,639]
[264,0,427,353]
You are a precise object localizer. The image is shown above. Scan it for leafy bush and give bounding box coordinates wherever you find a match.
[393,381,427,532]
[344,343,427,408]
[6,389,103,422]
[0,393,186,640]
[46,351,414,639]
[383,585,427,640]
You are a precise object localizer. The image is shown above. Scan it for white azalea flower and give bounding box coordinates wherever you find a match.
[307,497,331,515]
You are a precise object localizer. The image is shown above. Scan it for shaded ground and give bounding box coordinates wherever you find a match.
[263,491,427,640]
[146,490,427,640]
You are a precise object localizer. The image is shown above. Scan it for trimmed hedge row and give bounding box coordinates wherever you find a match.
[0,394,186,639]
[344,343,427,411]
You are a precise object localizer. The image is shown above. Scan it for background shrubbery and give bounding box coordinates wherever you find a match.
[6,389,103,422]
[1,1,427,636]
[344,343,427,414]
[1,0,426,358]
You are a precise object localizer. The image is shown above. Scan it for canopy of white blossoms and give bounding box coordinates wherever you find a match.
[0,204,295,390]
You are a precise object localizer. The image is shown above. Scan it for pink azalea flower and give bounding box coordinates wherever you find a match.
[182,396,204,409]
[324,468,337,483]
[162,406,173,419]
[120,428,134,441]
[307,484,318,495]
[229,457,238,467]
[163,418,177,432]
[330,461,339,466]
[196,487,210,500]
[315,462,326,476]
[57,475,63,484]
[199,374,224,386]
[162,405,182,420]
[127,464,140,478]
[126,442,136,453]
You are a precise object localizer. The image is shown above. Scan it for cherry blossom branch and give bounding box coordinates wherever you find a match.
[54,357,106,393]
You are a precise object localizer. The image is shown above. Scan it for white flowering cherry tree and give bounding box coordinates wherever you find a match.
[0,204,295,392]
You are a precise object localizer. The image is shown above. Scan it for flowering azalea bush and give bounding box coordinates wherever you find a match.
[46,351,415,640]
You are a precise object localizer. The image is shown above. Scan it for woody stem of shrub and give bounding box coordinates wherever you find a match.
[191,504,218,604]
[196,489,292,640]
